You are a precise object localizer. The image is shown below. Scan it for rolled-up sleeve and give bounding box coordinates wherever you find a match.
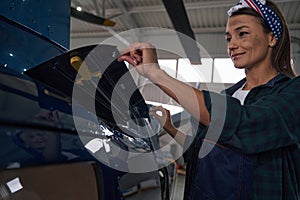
[201,77,300,154]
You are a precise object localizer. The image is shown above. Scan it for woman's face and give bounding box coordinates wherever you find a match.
[19,131,46,151]
[225,14,274,70]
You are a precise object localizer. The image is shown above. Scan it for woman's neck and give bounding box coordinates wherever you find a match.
[243,66,278,90]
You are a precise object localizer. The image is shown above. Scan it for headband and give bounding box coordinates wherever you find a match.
[227,0,282,42]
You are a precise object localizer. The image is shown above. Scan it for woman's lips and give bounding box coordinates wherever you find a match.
[231,52,245,60]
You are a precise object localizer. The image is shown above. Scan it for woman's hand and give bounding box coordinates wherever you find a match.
[149,106,174,132]
[118,42,160,79]
[150,106,186,146]
[119,43,210,127]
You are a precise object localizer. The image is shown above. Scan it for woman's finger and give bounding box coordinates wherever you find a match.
[118,42,155,64]
[150,106,166,118]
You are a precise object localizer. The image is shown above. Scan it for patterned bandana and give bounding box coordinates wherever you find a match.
[227,0,282,42]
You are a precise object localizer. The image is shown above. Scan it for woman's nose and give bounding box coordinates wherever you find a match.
[228,38,238,50]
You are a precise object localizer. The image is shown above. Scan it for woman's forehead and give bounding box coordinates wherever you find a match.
[226,15,260,30]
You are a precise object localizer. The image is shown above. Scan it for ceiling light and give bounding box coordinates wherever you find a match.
[76,6,82,11]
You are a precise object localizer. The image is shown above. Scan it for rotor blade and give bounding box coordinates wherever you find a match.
[71,7,116,27]
[162,0,201,64]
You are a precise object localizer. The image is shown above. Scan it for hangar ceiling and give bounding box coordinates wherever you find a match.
[70,0,300,37]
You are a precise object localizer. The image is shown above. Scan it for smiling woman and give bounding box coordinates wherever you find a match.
[225,14,279,89]
[117,0,300,199]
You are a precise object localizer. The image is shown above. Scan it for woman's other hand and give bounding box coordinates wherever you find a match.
[149,106,174,132]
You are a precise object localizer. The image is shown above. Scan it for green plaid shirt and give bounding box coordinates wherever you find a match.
[200,74,300,199]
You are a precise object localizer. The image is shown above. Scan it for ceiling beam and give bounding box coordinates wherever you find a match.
[91,0,101,16]
[104,0,299,16]
[115,0,138,29]
[70,22,300,38]
[114,0,143,42]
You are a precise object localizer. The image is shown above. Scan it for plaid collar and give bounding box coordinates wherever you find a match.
[223,73,291,95]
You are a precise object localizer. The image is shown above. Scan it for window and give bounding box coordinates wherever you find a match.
[158,59,177,78]
[177,58,213,82]
[213,58,245,83]
[155,58,245,84]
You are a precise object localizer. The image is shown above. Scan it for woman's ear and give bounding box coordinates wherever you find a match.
[269,33,277,47]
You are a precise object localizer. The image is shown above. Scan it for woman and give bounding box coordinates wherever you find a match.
[12,110,64,164]
[118,0,300,199]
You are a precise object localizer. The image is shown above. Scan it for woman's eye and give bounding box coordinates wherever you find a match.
[239,32,248,37]
[225,37,231,43]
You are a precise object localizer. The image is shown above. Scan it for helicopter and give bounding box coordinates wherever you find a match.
[0,0,175,199]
